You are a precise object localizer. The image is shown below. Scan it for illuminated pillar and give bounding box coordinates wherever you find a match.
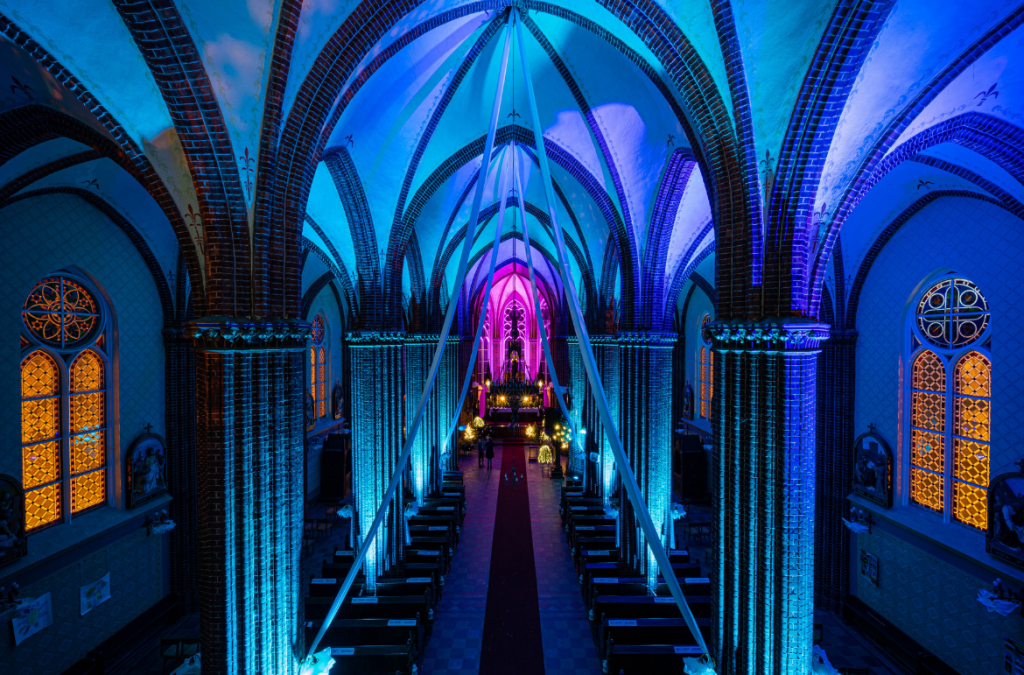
[565,335,585,478]
[188,318,307,675]
[590,334,620,506]
[709,321,827,675]
[406,335,434,505]
[348,332,406,588]
[617,332,675,591]
[441,335,461,475]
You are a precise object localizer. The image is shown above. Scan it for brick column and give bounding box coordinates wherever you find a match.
[347,332,405,587]
[565,336,585,479]
[815,330,857,612]
[617,332,676,589]
[708,321,828,675]
[187,318,308,675]
[163,327,198,613]
[405,335,435,505]
[591,334,620,506]
[441,335,461,475]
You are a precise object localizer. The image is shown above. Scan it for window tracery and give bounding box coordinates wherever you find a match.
[310,313,329,422]
[699,314,713,420]
[20,275,109,532]
[907,277,991,529]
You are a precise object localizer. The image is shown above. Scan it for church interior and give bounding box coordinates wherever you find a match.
[1,1,1023,674]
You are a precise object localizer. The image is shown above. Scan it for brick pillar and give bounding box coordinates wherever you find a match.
[348,332,405,587]
[708,321,828,675]
[815,330,857,613]
[617,332,675,589]
[163,327,198,613]
[565,336,585,479]
[187,318,308,675]
[441,335,461,475]
[405,335,434,505]
[591,334,620,506]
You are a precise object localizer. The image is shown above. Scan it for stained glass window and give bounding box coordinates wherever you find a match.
[309,313,329,423]
[910,351,945,513]
[21,351,62,531]
[22,277,100,348]
[908,278,990,530]
[698,314,712,420]
[916,278,989,349]
[21,274,108,533]
[70,350,106,514]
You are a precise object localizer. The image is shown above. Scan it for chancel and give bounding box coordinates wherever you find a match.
[1,1,1023,674]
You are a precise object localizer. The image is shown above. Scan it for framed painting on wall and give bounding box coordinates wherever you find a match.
[987,472,1024,571]
[852,429,893,508]
[125,432,168,509]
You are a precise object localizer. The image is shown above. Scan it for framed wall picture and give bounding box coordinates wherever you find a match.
[852,428,893,508]
[987,472,1024,571]
[125,432,168,509]
[0,474,27,568]
[859,549,879,587]
[332,383,344,421]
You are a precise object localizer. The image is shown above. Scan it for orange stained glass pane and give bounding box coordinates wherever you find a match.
[25,483,61,532]
[956,352,991,397]
[911,428,944,473]
[912,391,945,432]
[912,351,945,393]
[910,468,943,512]
[70,350,104,392]
[72,470,105,513]
[953,481,987,529]
[22,397,59,445]
[71,392,104,434]
[699,401,707,418]
[22,351,59,398]
[72,430,106,473]
[954,396,990,441]
[22,441,59,488]
[709,352,714,400]
[953,437,989,487]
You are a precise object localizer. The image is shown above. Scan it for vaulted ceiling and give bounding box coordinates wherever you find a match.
[1,0,1021,328]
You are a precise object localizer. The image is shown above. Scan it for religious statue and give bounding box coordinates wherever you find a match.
[988,471,1024,570]
[852,427,893,508]
[332,383,344,420]
[0,475,28,567]
[683,381,694,420]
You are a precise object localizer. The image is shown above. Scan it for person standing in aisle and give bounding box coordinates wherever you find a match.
[477,437,485,467]
[485,435,495,470]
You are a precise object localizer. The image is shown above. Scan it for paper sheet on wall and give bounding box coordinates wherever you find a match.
[80,573,111,616]
[12,592,53,645]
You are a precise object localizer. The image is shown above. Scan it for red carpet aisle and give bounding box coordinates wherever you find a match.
[479,444,545,674]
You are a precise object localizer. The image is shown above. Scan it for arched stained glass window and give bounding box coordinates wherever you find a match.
[70,350,106,514]
[910,351,945,512]
[907,277,991,530]
[309,312,329,424]
[698,314,713,420]
[20,274,110,533]
[21,350,62,531]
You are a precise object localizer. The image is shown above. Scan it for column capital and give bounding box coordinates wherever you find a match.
[707,319,829,352]
[617,331,677,348]
[345,330,407,345]
[185,316,310,352]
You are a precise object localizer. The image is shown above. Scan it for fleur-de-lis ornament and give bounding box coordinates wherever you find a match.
[239,147,256,200]
[666,134,676,148]
[917,179,934,190]
[760,149,776,212]
[186,203,205,256]
[81,178,99,190]
[10,76,33,99]
[975,83,999,106]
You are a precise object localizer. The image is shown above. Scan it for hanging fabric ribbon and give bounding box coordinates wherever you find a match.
[512,11,707,656]
[305,14,514,659]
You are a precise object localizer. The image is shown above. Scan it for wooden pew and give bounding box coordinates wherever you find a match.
[305,594,430,622]
[324,645,415,675]
[604,644,706,675]
[304,617,421,656]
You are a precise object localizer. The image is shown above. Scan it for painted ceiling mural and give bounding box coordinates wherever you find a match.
[0,0,1019,326]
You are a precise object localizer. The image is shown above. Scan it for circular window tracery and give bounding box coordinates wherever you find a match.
[311,313,325,345]
[22,277,100,348]
[916,278,989,349]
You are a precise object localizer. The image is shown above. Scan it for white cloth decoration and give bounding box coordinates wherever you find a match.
[403,503,419,545]
[841,518,868,534]
[151,520,177,535]
[811,645,840,674]
[682,656,717,675]
[977,589,1020,616]
[300,649,335,675]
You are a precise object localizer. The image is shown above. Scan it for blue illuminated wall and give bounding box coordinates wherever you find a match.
[852,196,1024,673]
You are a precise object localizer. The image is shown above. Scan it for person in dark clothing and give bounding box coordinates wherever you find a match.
[485,436,495,470]
[477,438,485,467]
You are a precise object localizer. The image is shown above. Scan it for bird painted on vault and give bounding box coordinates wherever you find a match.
[343,134,354,147]
[975,83,999,106]
[507,110,521,121]
[917,180,934,190]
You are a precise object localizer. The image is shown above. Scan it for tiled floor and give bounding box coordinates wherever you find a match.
[527,458,602,675]
[420,450,502,675]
